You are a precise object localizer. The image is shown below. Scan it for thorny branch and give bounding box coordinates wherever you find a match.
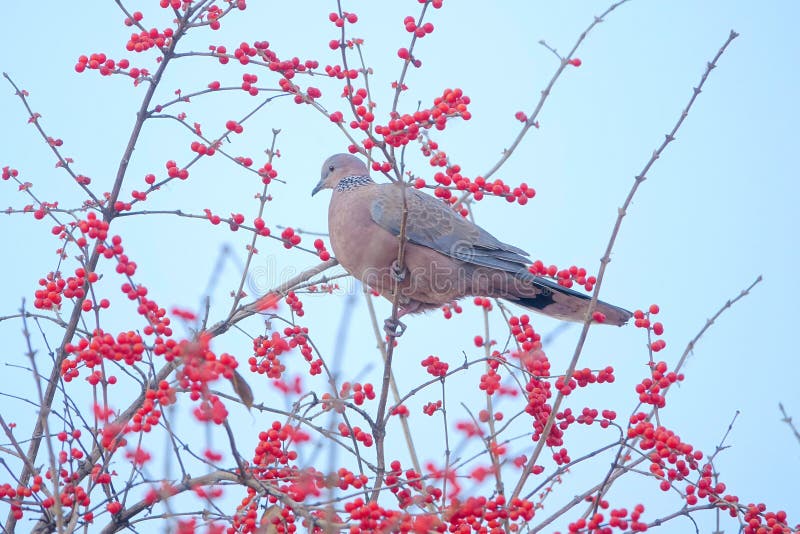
[779,403,800,447]
[511,29,740,502]
[3,0,784,530]
[583,276,761,522]
[363,290,425,478]
[482,0,630,182]
[369,176,411,502]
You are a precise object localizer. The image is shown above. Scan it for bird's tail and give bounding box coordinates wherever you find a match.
[514,276,632,326]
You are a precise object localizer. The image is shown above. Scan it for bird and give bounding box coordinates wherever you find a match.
[312,153,631,330]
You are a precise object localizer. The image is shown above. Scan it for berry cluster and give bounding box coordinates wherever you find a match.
[422,400,442,416]
[125,26,174,53]
[444,495,536,532]
[628,413,703,490]
[633,304,667,352]
[33,272,67,310]
[634,361,683,408]
[280,227,302,249]
[249,324,314,381]
[414,142,537,207]
[421,355,449,377]
[284,290,304,315]
[509,314,540,352]
[440,301,463,319]
[75,53,143,79]
[312,238,330,261]
[556,366,615,396]
[402,16,435,39]
[249,332,290,379]
[373,88,471,148]
[529,260,597,292]
[251,421,304,469]
[334,468,368,491]
[479,369,502,395]
[338,422,373,446]
[339,381,376,405]
[257,161,278,184]
[568,503,647,533]
[520,354,561,446]
[62,330,145,381]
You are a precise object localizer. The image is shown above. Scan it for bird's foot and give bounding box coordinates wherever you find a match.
[384,317,407,338]
[390,260,407,282]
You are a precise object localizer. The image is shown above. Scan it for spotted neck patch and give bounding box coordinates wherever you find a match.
[336,175,374,192]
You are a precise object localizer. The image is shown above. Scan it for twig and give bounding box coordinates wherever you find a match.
[672,275,760,379]
[588,276,760,518]
[369,177,411,502]
[2,73,100,206]
[227,130,281,316]
[363,290,425,477]
[389,2,431,116]
[19,302,64,531]
[209,259,339,336]
[439,377,452,506]
[779,403,800,446]
[4,15,190,531]
[482,0,630,183]
[480,306,506,498]
[511,29,740,502]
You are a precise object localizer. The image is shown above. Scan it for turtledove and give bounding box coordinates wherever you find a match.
[312,153,632,327]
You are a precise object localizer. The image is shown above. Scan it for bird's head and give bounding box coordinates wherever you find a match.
[312,153,369,196]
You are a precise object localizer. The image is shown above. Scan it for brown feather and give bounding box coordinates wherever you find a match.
[314,154,631,325]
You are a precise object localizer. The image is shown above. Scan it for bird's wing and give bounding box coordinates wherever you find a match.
[370,183,531,273]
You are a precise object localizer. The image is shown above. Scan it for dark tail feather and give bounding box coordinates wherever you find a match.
[513,276,632,326]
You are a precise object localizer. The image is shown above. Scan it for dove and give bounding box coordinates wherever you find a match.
[312,153,631,330]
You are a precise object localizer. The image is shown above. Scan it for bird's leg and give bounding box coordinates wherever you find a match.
[390,260,407,282]
[383,317,407,338]
[384,301,418,338]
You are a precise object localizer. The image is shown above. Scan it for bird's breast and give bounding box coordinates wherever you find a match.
[328,191,399,282]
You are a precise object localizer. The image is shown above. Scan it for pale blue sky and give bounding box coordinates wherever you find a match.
[1,1,798,531]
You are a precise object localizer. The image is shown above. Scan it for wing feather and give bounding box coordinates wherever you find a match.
[370,184,531,274]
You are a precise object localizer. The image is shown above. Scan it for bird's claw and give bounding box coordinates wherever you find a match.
[390,260,406,282]
[384,317,407,338]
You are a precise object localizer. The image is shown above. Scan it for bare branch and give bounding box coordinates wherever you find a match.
[511,29,740,502]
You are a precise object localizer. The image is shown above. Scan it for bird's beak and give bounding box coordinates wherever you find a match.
[311,180,324,197]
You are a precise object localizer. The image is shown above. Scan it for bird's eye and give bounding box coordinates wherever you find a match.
[328,165,335,172]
